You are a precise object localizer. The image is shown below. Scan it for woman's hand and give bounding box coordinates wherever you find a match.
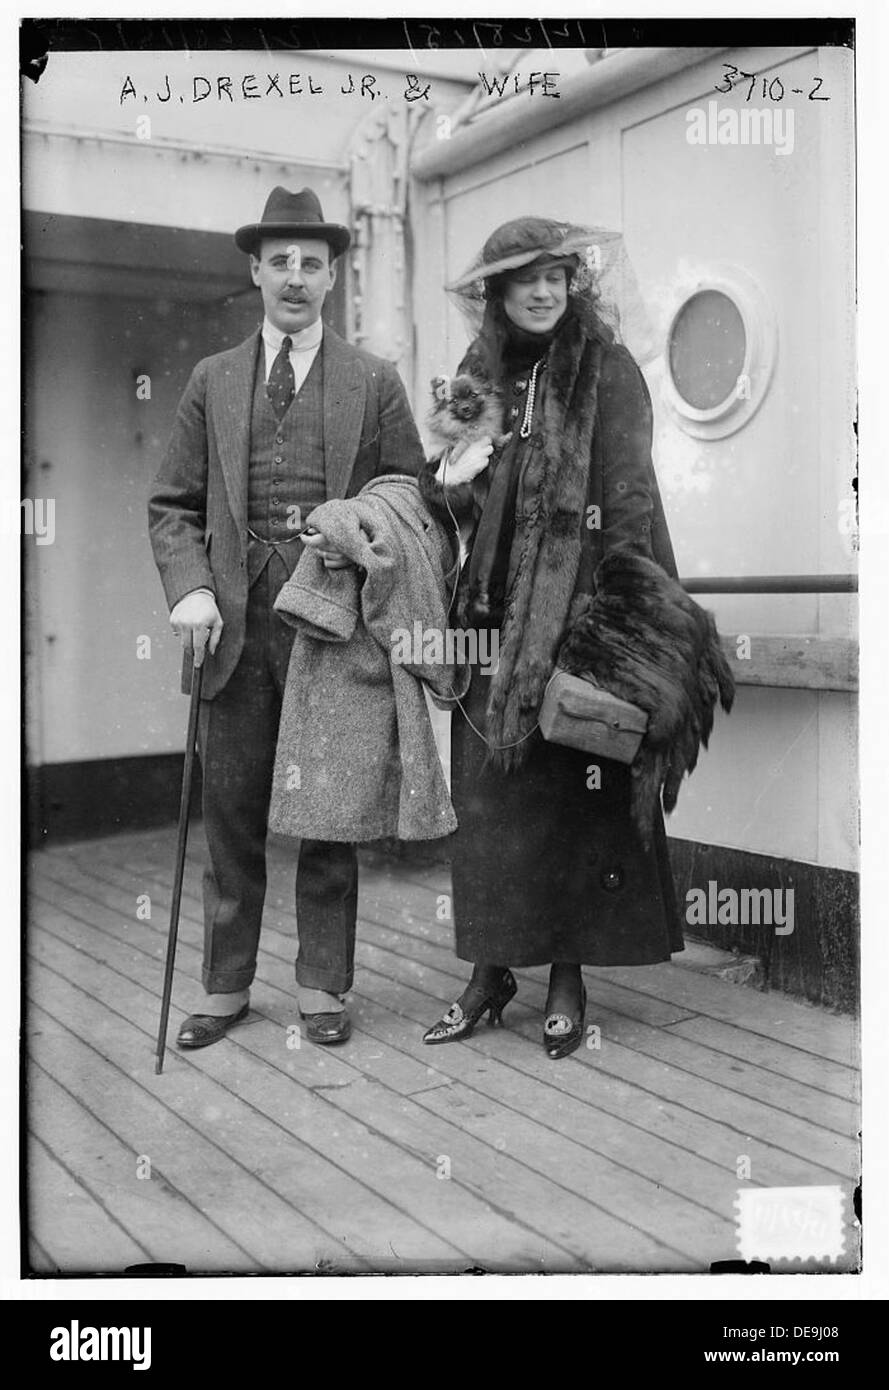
[436,436,494,488]
[301,529,353,570]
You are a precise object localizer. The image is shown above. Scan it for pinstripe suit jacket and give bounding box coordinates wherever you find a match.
[148,325,425,698]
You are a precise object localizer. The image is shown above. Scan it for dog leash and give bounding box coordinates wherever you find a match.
[435,449,554,754]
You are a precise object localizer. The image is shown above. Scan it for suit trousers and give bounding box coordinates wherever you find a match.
[197,552,359,994]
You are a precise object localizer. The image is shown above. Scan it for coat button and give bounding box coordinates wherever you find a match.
[600,867,624,893]
[276,435,284,445]
[274,456,283,464]
[509,406,520,420]
[514,380,528,394]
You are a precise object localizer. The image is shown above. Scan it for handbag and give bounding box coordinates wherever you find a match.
[538,669,648,764]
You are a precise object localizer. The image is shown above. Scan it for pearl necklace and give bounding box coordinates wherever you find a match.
[519,357,546,439]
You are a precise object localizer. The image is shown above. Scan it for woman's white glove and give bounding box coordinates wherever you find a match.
[436,437,494,487]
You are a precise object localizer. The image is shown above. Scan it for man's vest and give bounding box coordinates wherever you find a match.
[247,346,327,587]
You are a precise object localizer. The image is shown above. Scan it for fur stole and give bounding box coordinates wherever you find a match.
[558,550,736,846]
[484,310,603,764]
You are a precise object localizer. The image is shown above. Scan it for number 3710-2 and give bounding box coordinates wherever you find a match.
[714,65,829,102]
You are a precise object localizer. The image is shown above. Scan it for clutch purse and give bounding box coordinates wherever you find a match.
[538,669,648,764]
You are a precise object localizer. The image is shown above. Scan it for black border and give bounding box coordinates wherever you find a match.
[21,17,855,67]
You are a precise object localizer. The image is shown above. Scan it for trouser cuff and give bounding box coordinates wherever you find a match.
[295,962,353,995]
[202,966,256,994]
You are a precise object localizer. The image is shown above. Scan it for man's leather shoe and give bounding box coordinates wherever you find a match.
[299,1008,352,1046]
[177,1003,250,1049]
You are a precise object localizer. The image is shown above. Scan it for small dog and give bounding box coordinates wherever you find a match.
[425,370,513,589]
[426,372,509,454]
[426,373,511,520]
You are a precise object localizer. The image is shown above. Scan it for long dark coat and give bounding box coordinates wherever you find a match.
[422,323,684,967]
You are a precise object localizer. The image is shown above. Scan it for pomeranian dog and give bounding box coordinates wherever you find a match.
[425,370,513,586]
[426,372,511,516]
[426,372,509,454]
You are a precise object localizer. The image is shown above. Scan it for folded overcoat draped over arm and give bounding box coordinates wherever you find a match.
[268,476,467,843]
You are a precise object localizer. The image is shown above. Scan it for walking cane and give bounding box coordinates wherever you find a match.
[155,657,204,1074]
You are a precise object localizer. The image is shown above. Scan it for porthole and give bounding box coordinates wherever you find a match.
[669,290,747,411]
[662,267,777,440]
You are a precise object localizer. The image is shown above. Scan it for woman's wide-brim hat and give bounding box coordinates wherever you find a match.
[447,215,658,365]
[235,186,351,258]
[447,217,592,291]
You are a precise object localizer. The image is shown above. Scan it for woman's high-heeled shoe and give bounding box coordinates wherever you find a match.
[423,969,517,1045]
[543,984,587,1060]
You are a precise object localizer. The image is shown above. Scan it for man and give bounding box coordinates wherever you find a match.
[148,186,425,1048]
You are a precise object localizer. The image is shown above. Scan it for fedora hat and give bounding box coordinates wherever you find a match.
[235,186,351,258]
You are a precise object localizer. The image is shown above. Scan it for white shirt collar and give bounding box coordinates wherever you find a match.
[261,315,324,354]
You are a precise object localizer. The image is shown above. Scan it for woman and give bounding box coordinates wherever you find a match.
[419,216,683,1059]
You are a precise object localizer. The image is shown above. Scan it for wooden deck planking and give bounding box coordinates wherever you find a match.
[36,843,859,1178]
[347,913,858,1142]
[28,830,861,1273]
[36,888,659,1270]
[34,867,722,1273]
[52,835,861,1086]
[357,863,859,1066]
[30,892,702,1270]
[662,1015,859,1101]
[35,851,855,1179]
[29,929,535,1272]
[28,1134,149,1272]
[28,1237,57,1273]
[29,988,377,1272]
[348,961,856,1185]
[350,945,855,1173]
[29,1059,255,1271]
[34,882,761,1247]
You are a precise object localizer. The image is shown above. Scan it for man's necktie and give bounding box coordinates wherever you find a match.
[266,336,294,420]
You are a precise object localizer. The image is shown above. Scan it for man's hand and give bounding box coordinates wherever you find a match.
[170,590,223,667]
[301,530,354,570]
[436,437,494,487]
